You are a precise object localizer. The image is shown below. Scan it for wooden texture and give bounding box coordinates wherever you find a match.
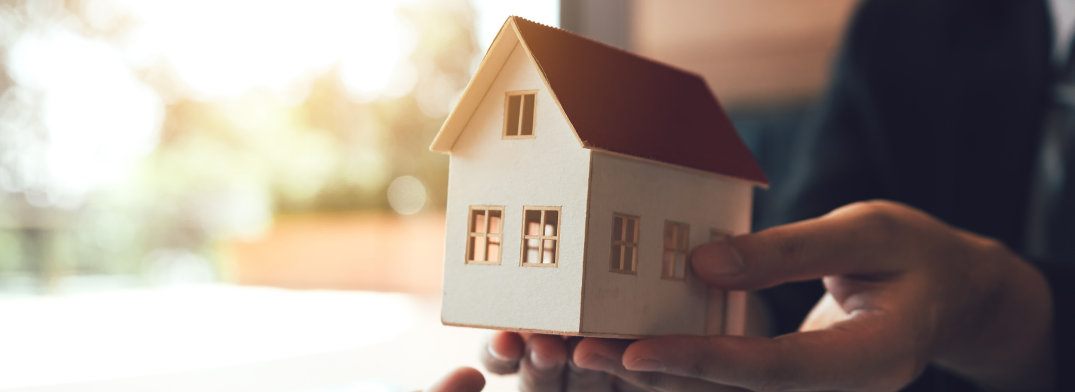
[581,151,752,336]
[440,40,591,333]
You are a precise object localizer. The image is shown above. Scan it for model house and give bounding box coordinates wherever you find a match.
[431,16,768,337]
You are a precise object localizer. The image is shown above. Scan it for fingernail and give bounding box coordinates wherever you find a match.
[578,353,616,371]
[694,242,744,276]
[626,357,665,372]
[488,344,510,361]
[529,349,557,370]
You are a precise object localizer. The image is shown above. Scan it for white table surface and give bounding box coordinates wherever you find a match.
[0,285,518,392]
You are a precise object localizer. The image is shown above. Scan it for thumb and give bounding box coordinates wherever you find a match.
[689,202,911,290]
[426,367,486,392]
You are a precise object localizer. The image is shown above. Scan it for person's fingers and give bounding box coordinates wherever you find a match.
[562,337,615,392]
[426,367,486,392]
[518,334,569,392]
[621,312,922,392]
[800,292,850,332]
[574,338,746,392]
[481,331,524,375]
[690,201,918,290]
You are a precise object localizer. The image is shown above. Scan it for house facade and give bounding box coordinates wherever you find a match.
[433,17,767,337]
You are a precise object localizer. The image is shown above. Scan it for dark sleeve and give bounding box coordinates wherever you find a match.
[759,1,887,336]
[1031,260,1075,391]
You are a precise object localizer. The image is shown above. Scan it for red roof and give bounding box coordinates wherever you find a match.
[512,17,768,185]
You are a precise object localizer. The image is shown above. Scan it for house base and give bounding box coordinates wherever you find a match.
[441,320,693,339]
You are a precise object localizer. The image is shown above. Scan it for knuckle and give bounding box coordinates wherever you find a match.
[763,227,807,268]
[845,200,904,243]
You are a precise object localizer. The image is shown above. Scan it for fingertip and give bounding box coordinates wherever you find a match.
[690,241,745,283]
[622,335,714,370]
[426,367,485,392]
[572,338,631,371]
[622,336,673,363]
[525,334,568,370]
[488,331,524,361]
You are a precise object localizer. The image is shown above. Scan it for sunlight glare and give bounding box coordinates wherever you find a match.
[6,28,163,208]
[119,0,416,102]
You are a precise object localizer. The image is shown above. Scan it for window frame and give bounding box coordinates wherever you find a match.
[465,205,505,265]
[661,220,691,281]
[610,213,640,274]
[519,206,561,267]
[502,90,538,140]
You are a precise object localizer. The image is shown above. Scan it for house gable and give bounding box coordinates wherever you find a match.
[430,17,583,154]
[439,38,591,333]
[431,16,768,187]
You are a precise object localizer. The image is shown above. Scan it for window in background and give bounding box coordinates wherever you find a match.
[467,206,504,264]
[521,206,560,266]
[662,221,690,280]
[503,90,537,138]
[610,213,639,274]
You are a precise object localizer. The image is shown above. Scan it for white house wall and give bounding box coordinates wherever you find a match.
[582,151,753,336]
[440,42,591,333]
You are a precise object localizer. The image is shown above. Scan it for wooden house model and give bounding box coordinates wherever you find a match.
[430,16,768,337]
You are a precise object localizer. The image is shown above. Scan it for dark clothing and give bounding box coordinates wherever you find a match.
[762,0,1074,390]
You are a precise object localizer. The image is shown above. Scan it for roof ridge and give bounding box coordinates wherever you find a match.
[506,15,768,185]
[508,16,709,83]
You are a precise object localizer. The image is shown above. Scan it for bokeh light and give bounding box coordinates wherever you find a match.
[387,175,427,215]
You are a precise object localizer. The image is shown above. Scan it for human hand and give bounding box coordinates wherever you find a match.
[426,367,486,392]
[482,331,637,392]
[588,201,1053,392]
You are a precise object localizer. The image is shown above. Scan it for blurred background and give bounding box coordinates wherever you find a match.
[0,0,858,390]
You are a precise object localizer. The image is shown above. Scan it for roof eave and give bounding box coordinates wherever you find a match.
[588,148,770,188]
[429,18,520,153]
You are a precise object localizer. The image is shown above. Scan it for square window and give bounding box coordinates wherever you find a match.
[521,206,561,266]
[610,213,640,274]
[662,221,690,280]
[466,206,504,265]
[503,90,538,139]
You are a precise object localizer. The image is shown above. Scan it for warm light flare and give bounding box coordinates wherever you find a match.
[120,0,416,101]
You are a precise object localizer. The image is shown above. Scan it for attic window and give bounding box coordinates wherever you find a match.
[466,206,504,265]
[610,214,639,274]
[503,90,537,139]
[521,206,559,266]
[662,221,690,280]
